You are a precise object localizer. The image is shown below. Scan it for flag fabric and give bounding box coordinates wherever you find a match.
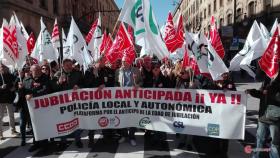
[260,22,271,44]
[209,16,225,59]
[20,22,29,40]
[229,21,266,78]
[88,13,102,62]
[81,46,93,73]
[27,32,35,55]
[258,28,280,79]
[164,12,177,52]
[270,19,278,36]
[118,0,169,59]
[65,17,86,64]
[238,22,267,78]
[86,19,98,43]
[106,22,135,65]
[185,31,228,80]
[176,14,185,49]
[61,28,67,45]
[118,0,145,45]
[182,46,190,68]
[127,25,134,43]
[14,16,28,68]
[141,0,170,59]
[1,17,19,66]
[99,31,108,54]
[51,18,60,51]
[31,18,58,63]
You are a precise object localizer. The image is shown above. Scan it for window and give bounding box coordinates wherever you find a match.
[53,0,58,14]
[220,0,223,7]
[227,13,232,24]
[39,0,48,10]
[208,4,211,15]
[236,8,242,22]
[248,1,256,16]
[204,9,206,18]
[214,0,217,12]
[220,18,224,27]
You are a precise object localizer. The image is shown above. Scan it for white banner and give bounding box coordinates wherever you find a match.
[27,88,247,141]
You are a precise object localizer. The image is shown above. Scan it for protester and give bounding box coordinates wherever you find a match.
[246,73,280,158]
[115,56,142,146]
[0,63,17,140]
[53,59,84,148]
[15,66,31,146]
[18,64,51,151]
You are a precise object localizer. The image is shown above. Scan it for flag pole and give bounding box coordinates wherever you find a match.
[0,72,5,85]
[112,9,122,37]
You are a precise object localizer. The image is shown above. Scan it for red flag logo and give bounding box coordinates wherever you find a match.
[27,32,35,55]
[258,28,280,79]
[210,16,225,59]
[86,19,98,43]
[106,23,135,64]
[3,25,19,59]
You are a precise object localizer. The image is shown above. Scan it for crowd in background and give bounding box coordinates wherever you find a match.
[0,54,279,158]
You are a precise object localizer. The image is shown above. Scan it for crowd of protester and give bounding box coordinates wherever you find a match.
[0,54,279,158]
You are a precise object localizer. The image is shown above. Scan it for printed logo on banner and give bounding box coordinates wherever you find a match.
[109,116,120,127]
[98,117,109,127]
[173,121,185,132]
[98,116,120,128]
[139,117,151,128]
[56,118,79,134]
[207,123,220,136]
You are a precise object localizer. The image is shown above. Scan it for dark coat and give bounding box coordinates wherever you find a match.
[0,73,16,103]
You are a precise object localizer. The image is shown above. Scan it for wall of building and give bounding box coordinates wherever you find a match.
[0,0,119,36]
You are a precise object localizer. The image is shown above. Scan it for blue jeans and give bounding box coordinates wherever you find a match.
[253,121,280,158]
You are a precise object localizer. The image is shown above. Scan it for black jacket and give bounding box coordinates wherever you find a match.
[0,73,16,103]
[53,70,83,91]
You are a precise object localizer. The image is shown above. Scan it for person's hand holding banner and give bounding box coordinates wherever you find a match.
[25,94,33,101]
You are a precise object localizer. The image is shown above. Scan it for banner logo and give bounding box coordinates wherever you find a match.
[98,117,109,127]
[56,118,79,134]
[98,116,120,127]
[207,123,220,136]
[173,121,184,128]
[139,117,151,127]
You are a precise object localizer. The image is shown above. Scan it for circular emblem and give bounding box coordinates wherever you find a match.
[98,117,109,127]
[139,117,151,128]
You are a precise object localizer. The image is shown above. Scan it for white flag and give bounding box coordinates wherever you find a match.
[65,17,86,65]
[260,23,270,44]
[81,46,93,73]
[62,28,67,45]
[229,21,263,71]
[230,21,266,78]
[14,17,28,68]
[118,0,145,45]
[270,18,278,36]
[20,22,29,40]
[88,13,102,62]
[31,18,58,63]
[141,0,170,59]
[185,31,209,73]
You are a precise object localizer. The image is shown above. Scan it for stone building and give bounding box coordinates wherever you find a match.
[173,0,280,34]
[0,0,119,36]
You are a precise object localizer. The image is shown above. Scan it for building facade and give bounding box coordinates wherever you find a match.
[173,0,280,34]
[0,0,119,36]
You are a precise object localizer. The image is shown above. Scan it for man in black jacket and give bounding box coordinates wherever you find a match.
[53,59,84,148]
[246,73,280,158]
[19,64,51,151]
[0,63,17,140]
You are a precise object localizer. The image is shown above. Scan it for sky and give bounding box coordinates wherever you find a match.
[114,0,177,27]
